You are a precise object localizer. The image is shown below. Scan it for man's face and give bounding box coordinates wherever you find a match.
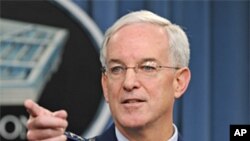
[102,23,178,129]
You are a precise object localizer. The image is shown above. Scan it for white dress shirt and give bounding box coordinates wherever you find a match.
[115,124,178,141]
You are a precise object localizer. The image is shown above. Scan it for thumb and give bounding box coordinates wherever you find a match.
[53,110,68,120]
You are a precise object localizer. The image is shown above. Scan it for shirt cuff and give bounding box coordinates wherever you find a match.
[64,131,85,141]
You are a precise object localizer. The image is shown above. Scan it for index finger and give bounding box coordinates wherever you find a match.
[24,99,52,117]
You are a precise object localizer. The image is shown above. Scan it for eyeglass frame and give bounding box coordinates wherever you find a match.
[101,61,180,79]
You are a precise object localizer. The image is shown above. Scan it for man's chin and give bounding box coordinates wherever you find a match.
[119,119,147,129]
[114,112,150,128]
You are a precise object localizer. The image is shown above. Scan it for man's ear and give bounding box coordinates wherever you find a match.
[173,67,191,98]
[101,74,109,103]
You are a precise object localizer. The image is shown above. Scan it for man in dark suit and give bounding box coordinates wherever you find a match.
[93,124,183,141]
[25,10,190,141]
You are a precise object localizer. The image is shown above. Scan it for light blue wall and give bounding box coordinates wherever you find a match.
[72,0,250,141]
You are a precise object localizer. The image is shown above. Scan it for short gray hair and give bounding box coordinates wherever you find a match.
[100,10,190,67]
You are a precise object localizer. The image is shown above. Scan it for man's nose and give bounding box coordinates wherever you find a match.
[122,69,140,91]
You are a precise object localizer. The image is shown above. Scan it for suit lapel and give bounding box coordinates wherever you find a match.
[96,124,118,141]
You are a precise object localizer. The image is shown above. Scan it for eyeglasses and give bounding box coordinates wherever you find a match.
[101,61,179,80]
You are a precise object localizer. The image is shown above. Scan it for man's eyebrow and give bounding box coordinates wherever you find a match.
[107,59,124,65]
[139,58,158,63]
[107,58,158,65]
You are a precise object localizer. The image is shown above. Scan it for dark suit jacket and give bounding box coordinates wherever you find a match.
[95,124,183,141]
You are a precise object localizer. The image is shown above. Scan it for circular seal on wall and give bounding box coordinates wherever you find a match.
[0,0,110,140]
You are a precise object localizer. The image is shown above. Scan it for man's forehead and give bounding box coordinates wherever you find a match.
[105,45,170,66]
[105,22,170,65]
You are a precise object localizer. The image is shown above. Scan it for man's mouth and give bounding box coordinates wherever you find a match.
[122,99,146,104]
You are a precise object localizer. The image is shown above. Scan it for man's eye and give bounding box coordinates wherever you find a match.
[110,66,125,74]
[140,65,157,72]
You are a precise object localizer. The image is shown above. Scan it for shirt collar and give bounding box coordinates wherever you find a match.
[115,124,178,141]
